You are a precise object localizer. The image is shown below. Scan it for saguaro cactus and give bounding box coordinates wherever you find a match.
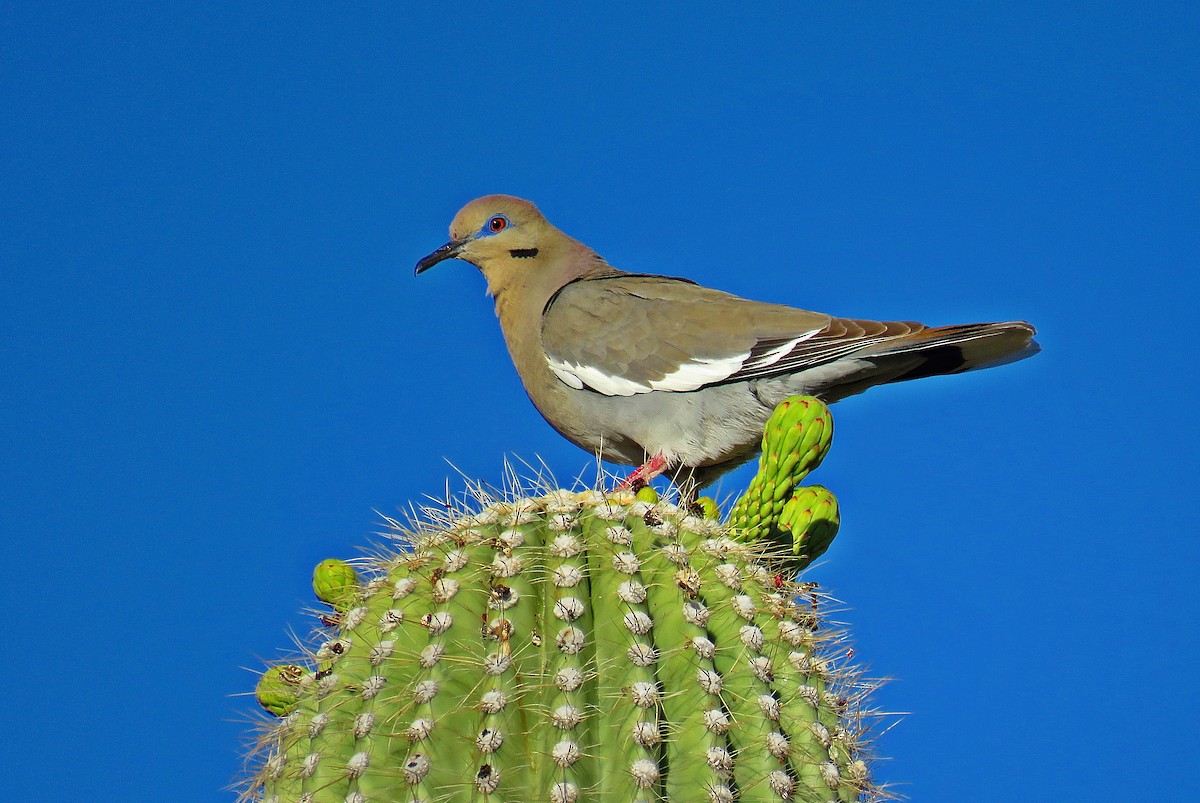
[243,397,881,802]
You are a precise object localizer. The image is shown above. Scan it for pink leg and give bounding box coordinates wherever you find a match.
[617,453,670,490]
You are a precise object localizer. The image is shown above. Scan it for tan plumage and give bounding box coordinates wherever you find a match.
[416,195,1038,491]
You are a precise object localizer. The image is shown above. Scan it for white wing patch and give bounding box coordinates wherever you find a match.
[546,332,824,397]
[549,353,748,396]
[549,361,652,395]
[549,365,586,390]
[648,353,749,392]
[740,335,814,372]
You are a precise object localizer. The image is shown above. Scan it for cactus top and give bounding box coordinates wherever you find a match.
[246,488,881,803]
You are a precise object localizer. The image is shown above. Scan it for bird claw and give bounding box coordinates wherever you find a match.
[617,453,669,491]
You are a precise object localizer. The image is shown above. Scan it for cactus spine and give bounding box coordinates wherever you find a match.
[246,398,879,802]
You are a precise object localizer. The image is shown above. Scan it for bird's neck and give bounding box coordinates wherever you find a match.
[491,278,553,365]
[490,247,616,378]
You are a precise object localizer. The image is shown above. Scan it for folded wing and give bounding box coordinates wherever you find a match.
[542,274,1036,397]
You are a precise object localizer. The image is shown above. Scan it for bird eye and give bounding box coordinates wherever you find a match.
[489,216,507,232]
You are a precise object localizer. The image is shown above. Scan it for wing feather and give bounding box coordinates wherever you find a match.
[541,274,1033,396]
[542,275,827,395]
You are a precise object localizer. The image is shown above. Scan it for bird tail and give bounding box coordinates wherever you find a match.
[857,320,1039,383]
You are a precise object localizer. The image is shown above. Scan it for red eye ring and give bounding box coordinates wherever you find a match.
[489,216,507,232]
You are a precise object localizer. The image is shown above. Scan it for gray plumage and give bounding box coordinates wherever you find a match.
[416,195,1038,491]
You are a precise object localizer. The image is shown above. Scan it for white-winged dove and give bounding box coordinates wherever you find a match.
[416,195,1038,492]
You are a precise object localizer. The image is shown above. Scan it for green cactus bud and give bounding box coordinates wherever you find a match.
[696,495,721,520]
[242,490,878,802]
[780,485,841,571]
[635,484,660,504]
[255,664,308,717]
[729,395,834,553]
[312,558,360,612]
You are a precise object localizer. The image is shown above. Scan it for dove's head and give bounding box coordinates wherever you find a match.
[416,195,601,301]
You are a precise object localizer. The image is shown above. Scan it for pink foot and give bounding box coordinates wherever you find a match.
[617,453,670,490]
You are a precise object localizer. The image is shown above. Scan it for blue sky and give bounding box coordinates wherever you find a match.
[3,3,1197,801]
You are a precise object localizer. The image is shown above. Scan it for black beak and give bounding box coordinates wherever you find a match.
[414,239,466,275]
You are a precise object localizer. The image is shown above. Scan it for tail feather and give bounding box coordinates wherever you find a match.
[860,321,1039,382]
